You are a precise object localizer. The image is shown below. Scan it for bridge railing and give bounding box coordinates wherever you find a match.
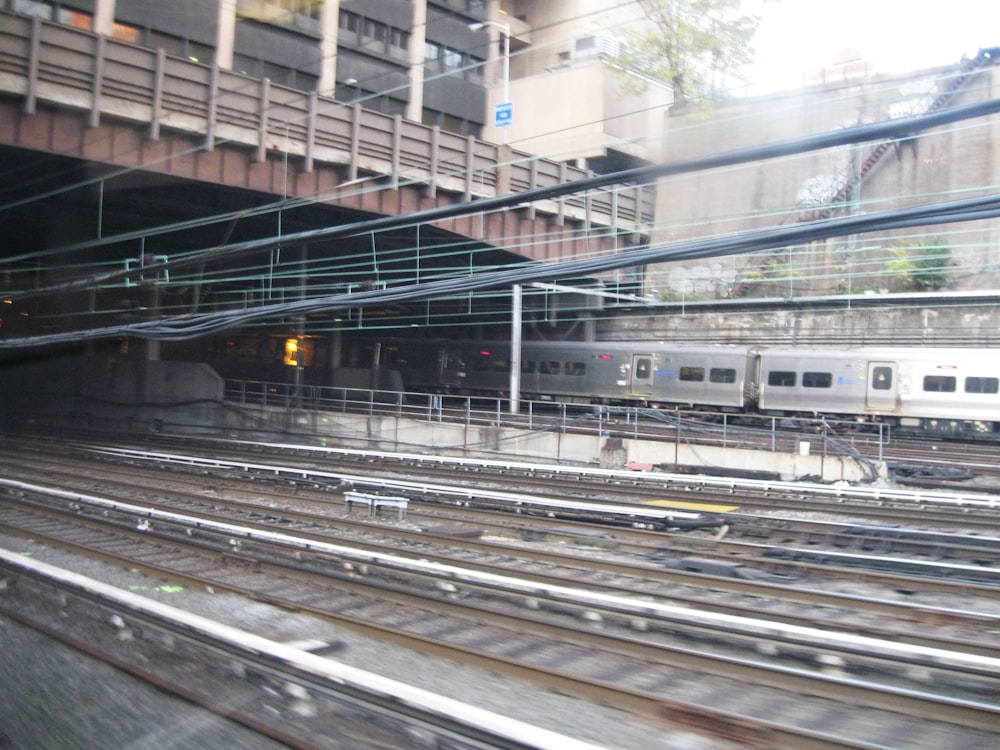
[0,10,652,233]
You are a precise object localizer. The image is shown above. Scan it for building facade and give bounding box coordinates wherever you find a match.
[2,0,671,171]
[3,0,493,135]
[484,0,672,170]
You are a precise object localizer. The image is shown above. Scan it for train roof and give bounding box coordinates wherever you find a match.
[760,346,999,358]
[392,339,998,359]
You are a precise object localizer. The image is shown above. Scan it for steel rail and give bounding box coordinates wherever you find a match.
[2,508,996,749]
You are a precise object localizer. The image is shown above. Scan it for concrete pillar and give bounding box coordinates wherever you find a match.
[317,0,341,97]
[92,0,116,36]
[216,0,237,70]
[405,0,427,122]
[328,329,342,377]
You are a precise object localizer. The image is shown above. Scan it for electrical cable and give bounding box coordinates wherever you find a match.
[8,96,1000,305]
[4,190,998,348]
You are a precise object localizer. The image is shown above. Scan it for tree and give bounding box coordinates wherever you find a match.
[886,240,951,292]
[620,0,768,103]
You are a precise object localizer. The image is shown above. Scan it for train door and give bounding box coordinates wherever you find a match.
[866,361,897,412]
[629,354,655,398]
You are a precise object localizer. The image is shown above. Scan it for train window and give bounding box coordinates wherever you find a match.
[679,366,705,382]
[521,361,536,374]
[965,376,999,394]
[802,372,833,388]
[491,359,509,372]
[767,371,796,387]
[634,358,652,379]
[540,361,561,375]
[565,362,586,376]
[710,368,737,384]
[923,375,956,393]
[871,367,892,390]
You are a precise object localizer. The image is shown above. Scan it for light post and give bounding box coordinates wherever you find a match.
[469,19,515,410]
[469,20,511,142]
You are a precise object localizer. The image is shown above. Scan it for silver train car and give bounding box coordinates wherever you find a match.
[383,340,1000,433]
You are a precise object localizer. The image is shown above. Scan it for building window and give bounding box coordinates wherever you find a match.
[112,22,141,44]
[443,47,463,70]
[363,18,388,44]
[13,1,52,20]
[148,31,186,57]
[234,53,262,77]
[238,0,320,28]
[57,8,91,30]
[467,54,484,81]
[390,28,408,52]
[339,10,360,34]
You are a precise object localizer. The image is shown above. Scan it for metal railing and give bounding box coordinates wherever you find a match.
[223,379,887,462]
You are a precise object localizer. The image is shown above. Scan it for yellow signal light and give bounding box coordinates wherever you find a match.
[284,338,299,366]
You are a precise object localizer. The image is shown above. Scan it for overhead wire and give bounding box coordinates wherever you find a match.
[3,0,974,268]
[7,95,998,303]
[0,27,990,333]
[5,189,1000,347]
[1,3,997,335]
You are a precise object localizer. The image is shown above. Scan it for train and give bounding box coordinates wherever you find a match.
[378,339,1000,433]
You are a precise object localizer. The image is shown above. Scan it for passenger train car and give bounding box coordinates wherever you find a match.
[382,340,1000,433]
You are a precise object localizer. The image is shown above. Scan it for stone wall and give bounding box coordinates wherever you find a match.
[646,62,1000,298]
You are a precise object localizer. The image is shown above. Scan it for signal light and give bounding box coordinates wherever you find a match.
[599,354,614,360]
[284,338,299,366]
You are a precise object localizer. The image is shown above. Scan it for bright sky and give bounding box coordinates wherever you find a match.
[747,0,1000,92]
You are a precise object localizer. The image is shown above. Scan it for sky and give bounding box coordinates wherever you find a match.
[746,0,1000,92]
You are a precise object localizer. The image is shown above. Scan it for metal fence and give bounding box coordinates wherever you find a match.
[223,379,888,463]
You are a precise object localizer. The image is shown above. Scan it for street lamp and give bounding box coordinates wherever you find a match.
[469,20,511,141]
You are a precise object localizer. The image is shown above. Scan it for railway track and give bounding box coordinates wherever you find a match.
[4,441,1000,593]
[2,497,997,749]
[3,465,997,657]
[75,438,1000,568]
[2,436,1000,748]
[0,548,601,750]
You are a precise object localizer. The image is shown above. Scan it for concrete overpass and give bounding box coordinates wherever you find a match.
[0,11,651,269]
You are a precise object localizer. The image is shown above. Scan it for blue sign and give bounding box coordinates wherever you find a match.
[495,101,513,128]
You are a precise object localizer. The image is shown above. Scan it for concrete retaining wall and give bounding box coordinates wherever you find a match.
[219,405,873,483]
[0,357,223,434]
[0,356,873,483]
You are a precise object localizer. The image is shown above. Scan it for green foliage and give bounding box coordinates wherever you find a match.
[886,239,951,292]
[619,0,768,102]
